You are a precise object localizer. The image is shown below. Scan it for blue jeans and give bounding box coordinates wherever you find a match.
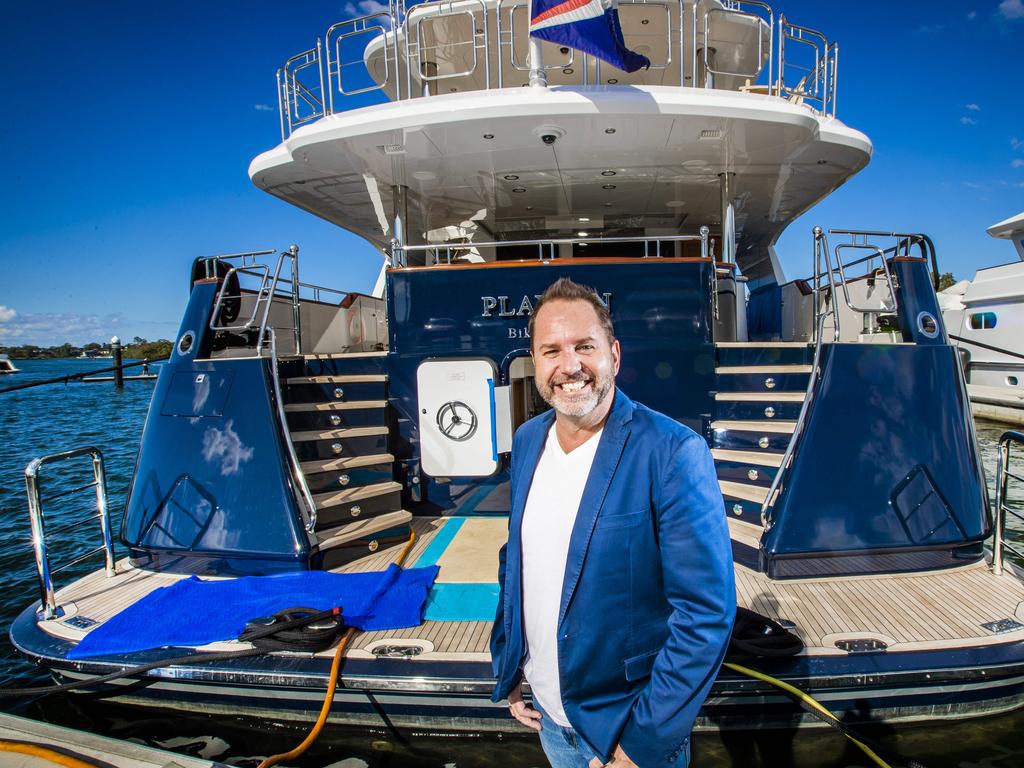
[533,699,691,768]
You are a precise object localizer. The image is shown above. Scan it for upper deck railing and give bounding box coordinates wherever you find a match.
[277,0,838,138]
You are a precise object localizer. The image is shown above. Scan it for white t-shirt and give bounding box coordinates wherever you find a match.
[521,424,604,727]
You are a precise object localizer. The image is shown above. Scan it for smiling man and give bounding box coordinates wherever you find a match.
[491,277,735,768]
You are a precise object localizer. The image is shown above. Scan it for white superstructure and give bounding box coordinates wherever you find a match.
[940,211,1024,423]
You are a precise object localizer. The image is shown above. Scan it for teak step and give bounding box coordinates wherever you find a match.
[313,481,402,511]
[285,374,387,384]
[711,449,785,468]
[715,365,813,374]
[715,392,805,402]
[719,480,772,504]
[715,342,810,348]
[301,453,394,475]
[284,400,386,412]
[299,351,387,360]
[316,510,413,569]
[290,426,388,442]
[710,420,796,434]
[316,510,412,549]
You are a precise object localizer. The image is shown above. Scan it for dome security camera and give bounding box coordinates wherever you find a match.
[533,125,566,147]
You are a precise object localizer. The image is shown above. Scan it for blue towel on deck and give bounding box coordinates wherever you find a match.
[68,564,439,659]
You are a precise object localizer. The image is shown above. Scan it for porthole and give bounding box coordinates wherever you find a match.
[1008,376,1020,387]
[916,312,940,339]
[177,330,196,356]
[969,311,997,330]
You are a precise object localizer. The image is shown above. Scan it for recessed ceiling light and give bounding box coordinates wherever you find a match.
[563,68,574,75]
[504,174,519,180]
[602,184,616,190]
[666,200,686,208]
[483,133,494,139]
[578,217,590,222]
[601,170,616,176]
[641,18,649,24]
[607,78,618,84]
[604,128,616,134]
[413,171,437,181]
[512,187,526,193]
[577,231,589,237]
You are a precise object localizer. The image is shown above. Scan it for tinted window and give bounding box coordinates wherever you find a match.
[969,312,997,330]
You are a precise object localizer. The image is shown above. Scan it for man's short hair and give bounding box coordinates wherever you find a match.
[528,277,615,348]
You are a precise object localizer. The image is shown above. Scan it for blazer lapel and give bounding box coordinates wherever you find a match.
[557,389,634,628]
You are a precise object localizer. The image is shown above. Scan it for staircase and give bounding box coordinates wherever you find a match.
[710,342,813,536]
[277,351,411,569]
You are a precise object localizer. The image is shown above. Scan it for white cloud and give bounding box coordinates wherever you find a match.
[254,103,274,112]
[1012,159,1024,168]
[0,305,15,323]
[343,0,391,16]
[999,0,1024,19]
[960,116,978,125]
[0,312,125,346]
[1012,137,1023,150]
[962,181,985,189]
[966,103,981,111]
[967,10,978,19]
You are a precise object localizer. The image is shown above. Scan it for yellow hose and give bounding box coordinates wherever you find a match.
[723,662,894,768]
[0,740,103,768]
[256,530,418,768]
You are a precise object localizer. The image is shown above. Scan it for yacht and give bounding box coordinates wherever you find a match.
[939,211,1024,424]
[11,0,1024,738]
[0,354,19,374]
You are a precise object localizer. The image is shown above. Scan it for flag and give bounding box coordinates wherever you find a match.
[530,0,651,74]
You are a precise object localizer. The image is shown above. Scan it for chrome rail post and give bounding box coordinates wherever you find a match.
[266,329,320,533]
[994,438,1009,576]
[528,37,548,87]
[91,451,115,577]
[288,244,302,355]
[24,447,116,620]
[24,460,56,619]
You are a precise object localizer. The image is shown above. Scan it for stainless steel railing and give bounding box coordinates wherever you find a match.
[993,430,1024,576]
[277,0,837,138]
[759,226,839,528]
[207,245,303,356]
[393,229,711,267]
[265,328,322,533]
[24,447,116,620]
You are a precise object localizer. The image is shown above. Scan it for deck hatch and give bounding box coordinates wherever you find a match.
[834,638,888,654]
[981,618,1024,634]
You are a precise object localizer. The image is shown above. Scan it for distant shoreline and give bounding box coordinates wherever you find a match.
[0,340,172,361]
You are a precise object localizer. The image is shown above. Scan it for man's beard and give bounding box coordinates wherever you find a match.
[536,369,613,418]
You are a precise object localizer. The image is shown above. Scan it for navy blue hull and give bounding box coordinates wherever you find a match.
[12,600,1024,732]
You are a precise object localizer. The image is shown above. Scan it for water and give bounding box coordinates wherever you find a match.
[1,358,1023,767]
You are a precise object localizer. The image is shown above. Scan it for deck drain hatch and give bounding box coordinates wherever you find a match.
[982,618,1024,634]
[63,616,98,630]
[835,638,888,654]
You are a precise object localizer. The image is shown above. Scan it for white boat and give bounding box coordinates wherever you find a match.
[940,212,1024,424]
[0,354,20,374]
[10,0,1024,748]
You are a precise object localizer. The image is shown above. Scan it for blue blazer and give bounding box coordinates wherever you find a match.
[491,389,735,767]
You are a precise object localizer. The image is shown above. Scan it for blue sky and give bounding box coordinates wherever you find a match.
[0,1,1022,346]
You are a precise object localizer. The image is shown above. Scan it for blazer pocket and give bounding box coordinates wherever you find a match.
[595,509,646,530]
[624,647,661,681]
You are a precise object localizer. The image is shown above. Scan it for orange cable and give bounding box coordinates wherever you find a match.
[256,529,418,768]
[0,740,104,768]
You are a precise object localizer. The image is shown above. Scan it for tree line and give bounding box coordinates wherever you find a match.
[0,337,173,360]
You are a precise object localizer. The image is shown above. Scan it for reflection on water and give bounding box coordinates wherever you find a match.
[1,361,1024,766]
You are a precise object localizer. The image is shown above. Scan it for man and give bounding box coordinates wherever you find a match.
[491,277,735,768]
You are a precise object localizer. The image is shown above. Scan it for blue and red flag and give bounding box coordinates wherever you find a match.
[530,0,650,74]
